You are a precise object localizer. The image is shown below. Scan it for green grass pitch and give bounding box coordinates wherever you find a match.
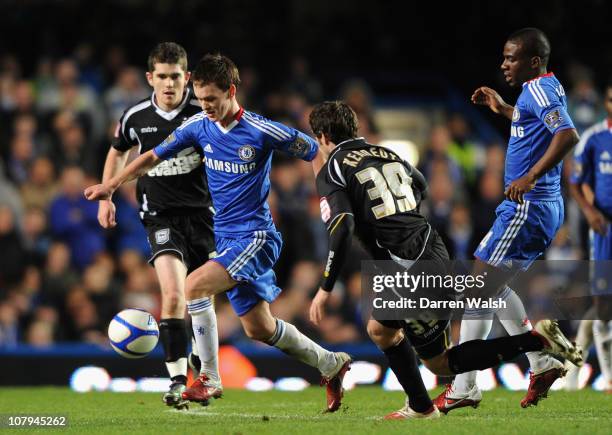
[0,386,609,434]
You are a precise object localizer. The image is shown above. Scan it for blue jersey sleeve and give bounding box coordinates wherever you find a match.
[570,130,595,186]
[153,115,201,160]
[525,80,575,135]
[242,112,318,161]
[271,124,318,161]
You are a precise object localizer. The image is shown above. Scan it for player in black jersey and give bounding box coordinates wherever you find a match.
[308,101,582,419]
[97,43,219,409]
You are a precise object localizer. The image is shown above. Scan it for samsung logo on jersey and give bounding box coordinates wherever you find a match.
[205,157,256,174]
[510,125,524,138]
[140,126,158,133]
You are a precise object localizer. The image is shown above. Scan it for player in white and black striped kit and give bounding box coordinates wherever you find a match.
[97,43,219,409]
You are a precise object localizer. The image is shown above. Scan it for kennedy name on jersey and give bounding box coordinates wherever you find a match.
[342,146,401,167]
[148,147,201,177]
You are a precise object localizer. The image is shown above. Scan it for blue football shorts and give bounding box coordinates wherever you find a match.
[211,229,283,316]
[475,199,564,271]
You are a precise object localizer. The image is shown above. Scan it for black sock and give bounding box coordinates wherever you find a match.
[447,332,543,374]
[159,318,188,383]
[383,337,433,413]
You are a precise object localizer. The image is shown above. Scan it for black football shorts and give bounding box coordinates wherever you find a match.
[143,212,215,274]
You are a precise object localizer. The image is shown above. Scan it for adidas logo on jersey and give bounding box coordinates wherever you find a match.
[140,126,158,133]
[204,144,213,153]
[600,151,611,161]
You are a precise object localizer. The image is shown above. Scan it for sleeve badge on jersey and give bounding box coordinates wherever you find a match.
[320,197,331,223]
[238,144,256,161]
[512,107,520,122]
[544,109,562,129]
[288,136,309,157]
[161,133,176,148]
[155,228,170,245]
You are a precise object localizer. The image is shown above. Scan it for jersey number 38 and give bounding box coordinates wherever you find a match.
[356,162,417,219]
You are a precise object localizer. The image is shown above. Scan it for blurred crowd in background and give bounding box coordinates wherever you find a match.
[0,45,607,349]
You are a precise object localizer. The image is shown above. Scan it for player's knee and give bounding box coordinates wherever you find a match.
[184,274,213,300]
[421,352,453,376]
[367,321,402,349]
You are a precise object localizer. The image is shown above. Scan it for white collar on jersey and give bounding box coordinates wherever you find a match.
[151,88,191,121]
[214,107,244,134]
[214,119,240,134]
[337,137,365,147]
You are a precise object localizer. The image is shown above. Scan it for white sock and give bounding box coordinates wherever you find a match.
[166,358,187,380]
[593,320,612,387]
[267,318,337,377]
[452,316,494,395]
[575,319,594,351]
[566,319,593,390]
[187,297,221,385]
[191,337,199,357]
[496,287,559,374]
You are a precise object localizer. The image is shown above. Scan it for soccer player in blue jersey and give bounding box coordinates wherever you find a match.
[434,28,581,412]
[569,82,612,392]
[84,54,352,412]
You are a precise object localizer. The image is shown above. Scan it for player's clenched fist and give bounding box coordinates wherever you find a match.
[84,183,114,201]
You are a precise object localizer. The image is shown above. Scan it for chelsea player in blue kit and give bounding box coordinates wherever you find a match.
[569,82,612,392]
[435,28,581,412]
[85,54,351,412]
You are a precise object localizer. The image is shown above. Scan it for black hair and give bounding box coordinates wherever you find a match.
[192,54,241,90]
[309,101,359,144]
[147,42,188,72]
[507,28,551,66]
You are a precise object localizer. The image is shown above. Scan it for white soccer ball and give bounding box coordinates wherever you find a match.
[108,309,159,358]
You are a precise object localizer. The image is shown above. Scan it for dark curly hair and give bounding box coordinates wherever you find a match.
[309,101,359,145]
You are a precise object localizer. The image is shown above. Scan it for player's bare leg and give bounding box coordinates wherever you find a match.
[183,261,351,411]
[154,254,191,409]
[241,301,351,413]
[181,260,231,404]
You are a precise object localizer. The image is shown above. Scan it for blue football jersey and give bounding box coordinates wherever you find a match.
[507,73,575,200]
[153,108,318,235]
[571,119,612,216]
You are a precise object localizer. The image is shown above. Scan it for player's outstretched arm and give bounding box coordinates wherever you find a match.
[84,150,161,201]
[97,147,130,228]
[505,128,579,203]
[569,182,608,235]
[310,213,355,325]
[472,87,514,120]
